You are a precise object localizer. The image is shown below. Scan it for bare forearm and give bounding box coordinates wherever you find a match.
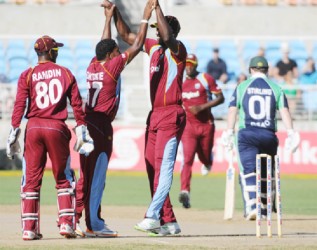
[114,8,135,45]
[227,107,237,130]
[101,18,112,40]
[280,108,294,130]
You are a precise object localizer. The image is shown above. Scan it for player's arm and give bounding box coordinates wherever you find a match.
[101,0,137,45]
[154,1,179,53]
[227,106,238,130]
[189,92,224,115]
[101,3,115,40]
[125,0,153,64]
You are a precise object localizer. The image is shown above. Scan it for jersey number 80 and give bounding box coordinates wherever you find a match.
[35,79,63,109]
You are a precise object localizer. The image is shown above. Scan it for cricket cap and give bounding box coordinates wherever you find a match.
[249,56,269,68]
[186,53,198,65]
[150,15,181,35]
[34,35,64,53]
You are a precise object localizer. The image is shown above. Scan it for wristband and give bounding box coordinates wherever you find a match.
[141,19,149,24]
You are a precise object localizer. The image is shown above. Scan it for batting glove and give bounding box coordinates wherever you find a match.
[221,129,234,150]
[73,125,94,156]
[6,127,21,160]
[285,129,300,153]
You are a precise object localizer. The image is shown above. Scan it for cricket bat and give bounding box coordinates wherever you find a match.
[223,149,235,220]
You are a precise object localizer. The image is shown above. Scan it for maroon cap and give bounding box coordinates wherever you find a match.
[150,15,181,35]
[34,35,64,52]
[186,53,198,65]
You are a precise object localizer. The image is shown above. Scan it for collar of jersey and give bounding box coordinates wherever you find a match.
[250,72,267,79]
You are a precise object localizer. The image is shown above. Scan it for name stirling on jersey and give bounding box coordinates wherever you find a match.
[247,87,273,129]
[32,69,62,81]
[247,87,272,96]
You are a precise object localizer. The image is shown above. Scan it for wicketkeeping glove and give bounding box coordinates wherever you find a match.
[73,125,94,156]
[221,129,234,150]
[285,129,300,153]
[6,127,21,160]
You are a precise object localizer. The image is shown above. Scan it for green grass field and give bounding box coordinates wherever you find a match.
[0,170,316,215]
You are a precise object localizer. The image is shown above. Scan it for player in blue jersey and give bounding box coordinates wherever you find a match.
[221,56,300,220]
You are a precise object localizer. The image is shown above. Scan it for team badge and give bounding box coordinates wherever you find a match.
[195,83,200,89]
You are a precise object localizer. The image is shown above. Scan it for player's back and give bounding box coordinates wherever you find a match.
[24,61,75,121]
[236,76,284,131]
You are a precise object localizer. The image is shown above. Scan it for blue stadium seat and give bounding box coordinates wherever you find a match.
[6,47,28,60]
[289,40,306,52]
[218,40,236,51]
[75,39,93,50]
[226,60,241,81]
[57,57,75,72]
[7,40,25,50]
[243,40,260,51]
[8,67,23,83]
[265,40,281,51]
[8,57,29,70]
[0,59,6,74]
[195,40,213,53]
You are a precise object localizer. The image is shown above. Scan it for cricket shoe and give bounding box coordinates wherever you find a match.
[179,191,191,209]
[149,222,181,236]
[201,164,211,176]
[134,218,160,233]
[22,230,43,241]
[85,224,118,238]
[59,223,77,238]
[75,223,85,238]
[245,209,257,221]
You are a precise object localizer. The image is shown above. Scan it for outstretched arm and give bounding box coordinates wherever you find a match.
[101,0,137,45]
[101,3,115,40]
[125,0,154,64]
[154,1,179,53]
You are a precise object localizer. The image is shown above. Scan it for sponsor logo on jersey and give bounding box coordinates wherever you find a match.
[250,120,271,128]
[182,90,200,99]
[150,65,160,73]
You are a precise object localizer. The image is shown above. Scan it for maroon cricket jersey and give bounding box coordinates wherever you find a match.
[182,72,222,124]
[11,61,85,128]
[85,54,128,121]
[144,38,187,108]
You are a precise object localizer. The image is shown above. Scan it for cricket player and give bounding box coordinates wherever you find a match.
[75,0,154,237]
[108,0,187,236]
[221,56,300,220]
[179,53,224,209]
[6,35,94,240]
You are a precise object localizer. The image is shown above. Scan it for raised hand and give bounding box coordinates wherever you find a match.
[100,0,113,8]
[104,3,115,18]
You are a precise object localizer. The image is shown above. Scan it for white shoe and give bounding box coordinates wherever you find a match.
[85,224,118,238]
[22,230,43,241]
[59,223,77,238]
[245,209,257,221]
[149,222,181,236]
[201,164,211,176]
[75,223,85,237]
[134,218,160,233]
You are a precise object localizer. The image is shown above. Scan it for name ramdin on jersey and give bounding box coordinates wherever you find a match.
[32,69,62,81]
[247,88,272,95]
